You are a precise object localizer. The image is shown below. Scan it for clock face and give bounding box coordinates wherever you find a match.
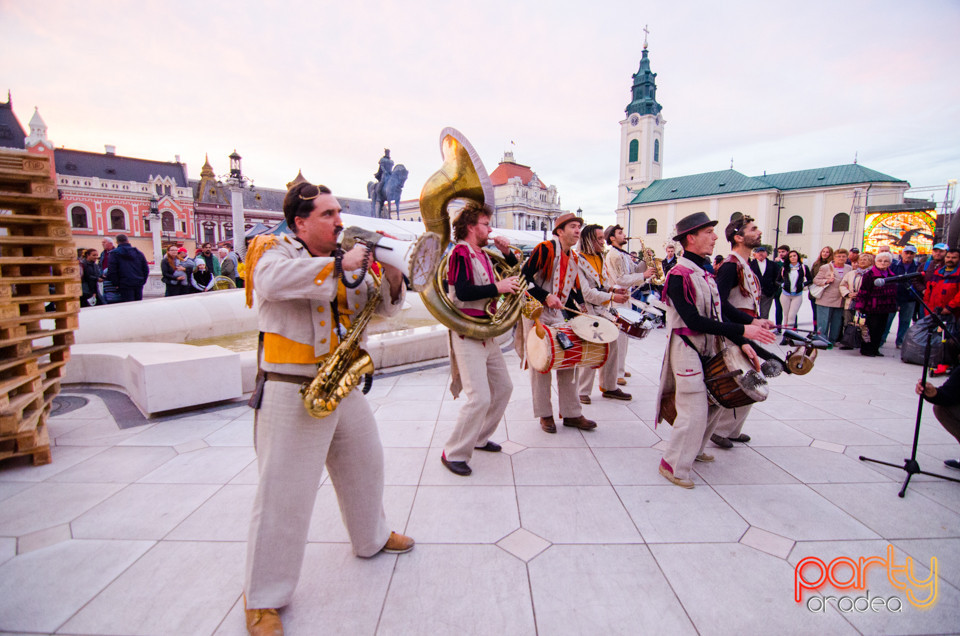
[630,115,639,126]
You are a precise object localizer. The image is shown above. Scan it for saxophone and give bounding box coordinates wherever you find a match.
[299,272,382,418]
[643,245,666,286]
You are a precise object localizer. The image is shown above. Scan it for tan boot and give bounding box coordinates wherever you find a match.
[244,596,283,636]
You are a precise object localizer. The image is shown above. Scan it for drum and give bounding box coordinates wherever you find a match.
[614,308,652,340]
[703,346,769,408]
[526,323,609,373]
[569,314,619,344]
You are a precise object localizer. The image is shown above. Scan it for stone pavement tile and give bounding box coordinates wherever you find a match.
[496,528,550,562]
[384,382,446,401]
[693,447,800,485]
[420,447,514,486]
[60,540,244,636]
[203,419,255,446]
[0,538,153,634]
[751,401,837,421]
[504,419,587,448]
[382,447,427,485]
[895,537,960,593]
[651,542,856,636]
[714,484,880,541]
[580,419,662,448]
[0,537,14,566]
[754,446,893,484]
[0,445,107,483]
[625,399,658,422]
[212,595,245,636]
[529,544,696,635]
[0,482,33,503]
[307,485,416,543]
[788,539,960,635]
[593,447,704,486]
[16,523,71,554]
[376,418,436,447]
[0,482,123,537]
[810,440,846,453]
[772,384,845,401]
[165,484,255,541]
[503,397,540,423]
[616,485,748,543]
[871,398,923,417]
[918,443,960,464]
[117,419,229,447]
[375,399,441,421]
[69,483,218,540]
[577,400,638,421]
[512,448,607,486]
[404,485,519,544]
[46,415,93,439]
[782,418,897,446]
[848,417,956,446]
[430,418,508,449]
[516,485,642,544]
[910,481,960,514]
[391,370,450,386]
[378,544,535,636]
[814,400,918,421]
[844,445,946,483]
[362,375,398,400]
[137,446,255,484]
[47,446,177,484]
[52,419,154,447]
[736,419,814,447]
[739,526,794,559]
[810,482,960,539]
[499,440,526,455]
[51,395,113,420]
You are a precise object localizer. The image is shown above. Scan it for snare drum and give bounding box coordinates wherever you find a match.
[703,346,769,408]
[526,324,609,373]
[614,308,651,340]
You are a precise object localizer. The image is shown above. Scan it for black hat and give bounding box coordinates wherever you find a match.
[673,212,718,242]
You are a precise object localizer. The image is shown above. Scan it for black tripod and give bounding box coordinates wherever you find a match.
[859,285,960,496]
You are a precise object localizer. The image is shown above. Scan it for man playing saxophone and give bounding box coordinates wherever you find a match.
[440,201,520,476]
[604,224,654,387]
[242,181,414,636]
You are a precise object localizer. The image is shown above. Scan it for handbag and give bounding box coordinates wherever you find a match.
[809,283,826,300]
[838,322,862,349]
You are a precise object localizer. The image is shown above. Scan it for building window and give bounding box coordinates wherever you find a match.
[787,215,804,234]
[161,211,175,232]
[203,223,215,244]
[628,139,639,163]
[70,205,88,229]
[654,139,660,163]
[646,218,658,234]
[109,208,127,230]
[831,213,850,232]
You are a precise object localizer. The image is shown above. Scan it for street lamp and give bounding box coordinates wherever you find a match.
[145,195,162,272]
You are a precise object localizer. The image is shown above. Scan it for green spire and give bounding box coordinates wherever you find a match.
[625,44,662,117]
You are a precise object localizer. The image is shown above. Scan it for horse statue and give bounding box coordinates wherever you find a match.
[367,164,408,219]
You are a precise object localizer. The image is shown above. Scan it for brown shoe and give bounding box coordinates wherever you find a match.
[617,377,627,386]
[624,372,632,378]
[540,416,557,434]
[602,388,632,401]
[244,597,283,636]
[695,453,715,463]
[562,415,597,430]
[382,531,415,554]
[579,395,591,405]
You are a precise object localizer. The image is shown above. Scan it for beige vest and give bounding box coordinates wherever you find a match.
[724,252,761,316]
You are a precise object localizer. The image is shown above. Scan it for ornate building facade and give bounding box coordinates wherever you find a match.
[488,151,565,231]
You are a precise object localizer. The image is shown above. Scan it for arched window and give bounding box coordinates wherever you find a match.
[70,205,88,229]
[787,215,803,234]
[109,208,126,230]
[646,218,658,234]
[832,213,850,232]
[730,211,743,223]
[628,139,639,163]
[161,211,175,232]
[654,139,660,162]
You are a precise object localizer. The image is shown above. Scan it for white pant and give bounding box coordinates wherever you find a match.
[577,338,619,397]
[445,336,511,462]
[712,404,751,439]
[782,293,804,328]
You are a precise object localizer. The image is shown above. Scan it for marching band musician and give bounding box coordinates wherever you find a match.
[655,212,776,489]
[440,201,519,476]
[603,224,654,387]
[577,224,633,404]
[710,215,777,449]
[520,212,598,434]
[242,182,414,636]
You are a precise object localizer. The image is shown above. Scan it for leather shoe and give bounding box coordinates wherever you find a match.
[602,388,632,401]
[540,416,557,434]
[658,464,694,488]
[441,452,472,476]
[475,441,501,452]
[729,434,751,443]
[563,415,597,430]
[579,395,591,405]
[945,459,960,470]
[624,371,632,378]
[617,377,627,386]
[695,453,715,462]
[710,433,733,449]
[381,531,415,554]
[244,597,283,636]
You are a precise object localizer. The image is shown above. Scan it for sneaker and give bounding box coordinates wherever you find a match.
[601,388,632,401]
[945,459,960,470]
[381,531,415,554]
[658,464,694,488]
[695,453,715,463]
[440,452,471,476]
[710,433,733,449]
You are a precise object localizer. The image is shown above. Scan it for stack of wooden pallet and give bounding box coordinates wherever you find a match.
[0,149,79,466]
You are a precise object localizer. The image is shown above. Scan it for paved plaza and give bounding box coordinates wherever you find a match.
[2,313,960,635]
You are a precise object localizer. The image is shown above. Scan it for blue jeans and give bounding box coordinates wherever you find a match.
[882,300,916,346]
[815,304,843,342]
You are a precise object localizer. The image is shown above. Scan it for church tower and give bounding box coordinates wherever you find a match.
[617,31,665,209]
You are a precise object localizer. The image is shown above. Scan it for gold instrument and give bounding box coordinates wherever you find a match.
[419,128,532,337]
[641,242,666,286]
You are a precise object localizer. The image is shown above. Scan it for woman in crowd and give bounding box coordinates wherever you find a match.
[79,248,100,307]
[839,252,874,349]
[810,246,834,331]
[812,248,851,342]
[160,245,187,296]
[855,251,897,357]
[190,260,215,292]
[778,249,811,331]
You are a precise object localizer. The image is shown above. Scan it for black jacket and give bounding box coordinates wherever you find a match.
[106,243,149,289]
[778,263,812,294]
[750,258,782,297]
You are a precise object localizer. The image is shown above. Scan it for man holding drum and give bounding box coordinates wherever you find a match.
[604,224,654,387]
[577,224,632,404]
[655,212,776,488]
[440,201,520,476]
[711,215,777,449]
[521,212,597,434]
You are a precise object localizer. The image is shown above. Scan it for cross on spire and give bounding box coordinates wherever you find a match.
[643,24,650,49]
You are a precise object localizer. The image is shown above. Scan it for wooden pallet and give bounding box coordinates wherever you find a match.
[0,420,51,466]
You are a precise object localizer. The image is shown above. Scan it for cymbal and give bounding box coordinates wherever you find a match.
[569,314,620,344]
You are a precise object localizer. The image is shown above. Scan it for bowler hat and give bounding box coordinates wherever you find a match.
[603,225,619,243]
[553,212,584,235]
[673,212,718,242]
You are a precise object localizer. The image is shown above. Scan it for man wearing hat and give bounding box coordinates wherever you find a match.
[520,212,597,433]
[749,245,780,321]
[884,244,921,347]
[603,224,653,386]
[654,212,776,488]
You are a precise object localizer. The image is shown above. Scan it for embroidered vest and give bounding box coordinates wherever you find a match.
[446,241,496,317]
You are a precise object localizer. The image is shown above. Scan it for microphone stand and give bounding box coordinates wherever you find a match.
[858,283,960,496]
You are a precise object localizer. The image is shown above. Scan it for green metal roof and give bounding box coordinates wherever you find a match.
[629,163,907,205]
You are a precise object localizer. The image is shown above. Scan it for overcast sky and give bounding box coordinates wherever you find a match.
[3,0,958,225]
